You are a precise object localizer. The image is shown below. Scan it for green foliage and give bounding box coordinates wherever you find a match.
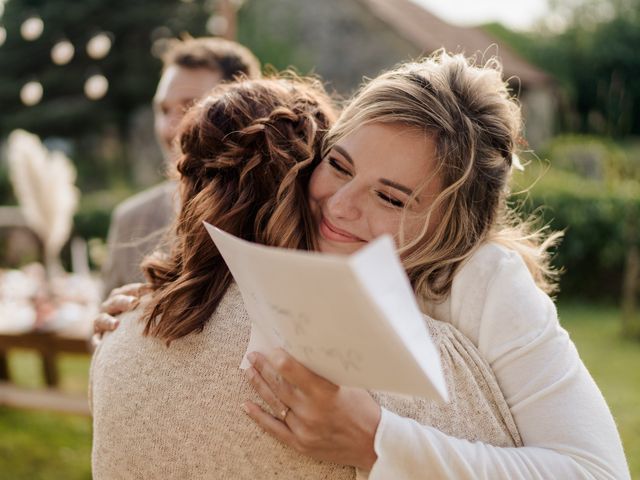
[544,134,640,184]
[0,0,211,138]
[558,301,640,476]
[484,0,640,137]
[512,144,639,300]
[0,0,212,194]
[0,351,91,480]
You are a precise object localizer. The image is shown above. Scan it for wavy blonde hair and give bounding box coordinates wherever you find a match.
[142,77,336,343]
[324,50,560,302]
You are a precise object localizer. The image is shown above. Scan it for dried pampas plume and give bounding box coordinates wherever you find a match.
[7,129,79,276]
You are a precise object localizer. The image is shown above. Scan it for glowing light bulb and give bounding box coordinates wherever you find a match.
[21,17,44,41]
[20,81,43,106]
[206,15,228,35]
[51,40,75,65]
[84,74,108,100]
[86,33,112,59]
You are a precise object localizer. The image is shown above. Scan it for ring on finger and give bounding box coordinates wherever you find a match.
[279,406,290,422]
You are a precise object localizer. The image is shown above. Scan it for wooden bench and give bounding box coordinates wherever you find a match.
[0,330,92,416]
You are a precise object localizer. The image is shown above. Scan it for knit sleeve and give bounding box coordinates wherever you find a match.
[365,248,630,479]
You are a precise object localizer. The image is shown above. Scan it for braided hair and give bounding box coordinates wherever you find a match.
[142,77,336,343]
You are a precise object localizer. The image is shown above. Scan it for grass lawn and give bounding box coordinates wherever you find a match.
[0,303,638,478]
[0,352,92,480]
[558,302,640,477]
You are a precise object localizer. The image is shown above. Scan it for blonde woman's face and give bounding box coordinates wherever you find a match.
[308,123,442,255]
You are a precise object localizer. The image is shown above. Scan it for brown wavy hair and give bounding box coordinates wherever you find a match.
[141,77,336,343]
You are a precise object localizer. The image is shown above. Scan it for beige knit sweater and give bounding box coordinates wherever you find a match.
[90,283,521,479]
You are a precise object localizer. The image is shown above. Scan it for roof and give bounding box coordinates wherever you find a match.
[358,0,552,87]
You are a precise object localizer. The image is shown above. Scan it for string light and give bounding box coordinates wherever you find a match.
[86,33,112,59]
[21,16,44,41]
[51,40,75,65]
[206,15,228,35]
[84,74,108,100]
[20,81,43,106]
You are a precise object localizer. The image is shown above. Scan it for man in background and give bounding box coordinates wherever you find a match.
[102,37,261,295]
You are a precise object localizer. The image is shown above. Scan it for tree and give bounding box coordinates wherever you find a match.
[0,0,211,190]
[485,0,640,137]
[0,0,211,137]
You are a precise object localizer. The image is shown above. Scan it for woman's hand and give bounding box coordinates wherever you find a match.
[91,283,151,348]
[243,348,381,471]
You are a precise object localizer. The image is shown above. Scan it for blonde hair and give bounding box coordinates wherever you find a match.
[324,50,560,302]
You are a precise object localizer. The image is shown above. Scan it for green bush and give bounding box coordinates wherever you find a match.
[513,156,639,301]
[544,134,640,184]
[72,188,131,241]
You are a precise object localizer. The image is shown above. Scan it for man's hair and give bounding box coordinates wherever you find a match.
[162,37,261,81]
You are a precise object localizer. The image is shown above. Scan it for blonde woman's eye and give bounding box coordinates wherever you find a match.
[328,158,351,176]
[377,192,405,208]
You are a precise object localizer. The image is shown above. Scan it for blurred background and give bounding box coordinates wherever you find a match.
[0,0,638,478]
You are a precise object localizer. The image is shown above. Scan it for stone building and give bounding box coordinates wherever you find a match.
[238,0,556,148]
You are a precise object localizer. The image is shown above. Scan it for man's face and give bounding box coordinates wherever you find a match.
[153,65,222,162]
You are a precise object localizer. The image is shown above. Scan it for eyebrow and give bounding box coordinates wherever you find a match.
[333,145,354,165]
[380,179,416,199]
[332,145,418,201]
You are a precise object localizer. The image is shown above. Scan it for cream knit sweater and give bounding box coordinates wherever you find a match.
[90,283,520,479]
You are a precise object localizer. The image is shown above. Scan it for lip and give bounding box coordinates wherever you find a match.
[319,216,363,243]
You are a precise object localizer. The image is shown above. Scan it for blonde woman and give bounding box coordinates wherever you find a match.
[239,52,629,478]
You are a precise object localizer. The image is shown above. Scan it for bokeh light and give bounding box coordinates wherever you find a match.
[84,74,109,100]
[20,81,43,106]
[0,26,6,47]
[86,33,112,59]
[51,40,75,65]
[20,16,44,41]
[206,15,228,35]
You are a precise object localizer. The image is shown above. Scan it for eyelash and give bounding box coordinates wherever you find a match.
[328,157,405,209]
[377,192,405,208]
[328,157,350,176]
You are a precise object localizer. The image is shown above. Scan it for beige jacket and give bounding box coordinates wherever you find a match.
[101,181,177,296]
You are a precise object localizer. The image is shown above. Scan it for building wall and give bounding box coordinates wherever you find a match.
[521,87,556,149]
[238,0,555,146]
[238,0,422,95]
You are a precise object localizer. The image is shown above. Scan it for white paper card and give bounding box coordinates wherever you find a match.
[204,222,448,401]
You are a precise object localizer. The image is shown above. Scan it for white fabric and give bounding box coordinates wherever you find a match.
[368,243,630,480]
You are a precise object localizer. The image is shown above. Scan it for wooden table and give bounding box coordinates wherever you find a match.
[0,329,92,415]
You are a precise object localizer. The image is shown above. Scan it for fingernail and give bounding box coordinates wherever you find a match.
[245,367,255,379]
[241,402,250,414]
[247,352,256,364]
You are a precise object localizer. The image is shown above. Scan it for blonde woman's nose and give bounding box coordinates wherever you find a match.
[326,184,360,221]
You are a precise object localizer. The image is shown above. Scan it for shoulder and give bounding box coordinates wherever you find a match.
[448,242,557,358]
[112,181,176,224]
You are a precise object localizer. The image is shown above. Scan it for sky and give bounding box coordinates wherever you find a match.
[413,0,551,30]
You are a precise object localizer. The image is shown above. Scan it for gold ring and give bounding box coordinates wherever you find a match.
[280,406,290,421]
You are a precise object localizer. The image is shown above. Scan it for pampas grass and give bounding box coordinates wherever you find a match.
[7,129,79,276]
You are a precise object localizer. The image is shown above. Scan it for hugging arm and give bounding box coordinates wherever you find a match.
[91,283,150,348]
[367,251,629,479]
